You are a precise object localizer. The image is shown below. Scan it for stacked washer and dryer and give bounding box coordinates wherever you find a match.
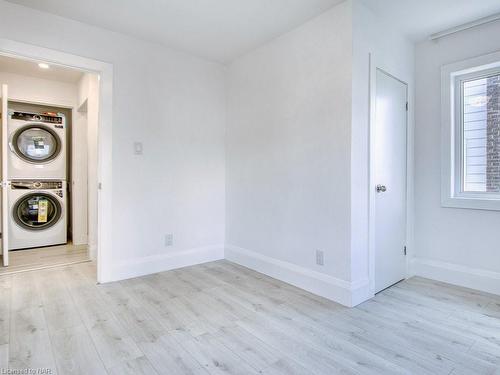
[7,111,67,250]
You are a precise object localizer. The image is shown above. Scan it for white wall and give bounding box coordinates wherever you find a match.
[0,71,77,108]
[226,2,355,305]
[85,74,99,259]
[71,102,88,247]
[82,74,99,259]
[351,1,415,298]
[0,0,226,280]
[413,20,500,294]
[71,73,98,250]
[225,0,416,306]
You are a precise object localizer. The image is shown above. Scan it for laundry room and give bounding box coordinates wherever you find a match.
[0,54,99,273]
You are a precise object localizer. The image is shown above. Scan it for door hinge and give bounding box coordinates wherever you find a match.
[403,246,407,256]
[405,102,408,111]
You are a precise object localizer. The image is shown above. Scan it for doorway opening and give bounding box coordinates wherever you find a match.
[0,52,103,280]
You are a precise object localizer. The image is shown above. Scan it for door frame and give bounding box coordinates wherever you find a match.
[1,84,8,266]
[368,54,411,295]
[0,38,113,283]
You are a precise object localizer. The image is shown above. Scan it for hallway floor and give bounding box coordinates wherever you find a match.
[0,243,89,275]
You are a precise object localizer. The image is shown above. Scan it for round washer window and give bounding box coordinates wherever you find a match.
[13,193,61,230]
[13,125,61,163]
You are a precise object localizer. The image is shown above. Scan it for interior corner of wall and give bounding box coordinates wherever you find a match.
[350,277,372,307]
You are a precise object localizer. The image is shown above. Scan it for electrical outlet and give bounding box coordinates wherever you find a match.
[316,250,324,266]
[134,141,143,155]
[165,233,173,247]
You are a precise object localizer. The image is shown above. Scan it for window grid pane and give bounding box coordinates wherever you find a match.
[462,74,500,193]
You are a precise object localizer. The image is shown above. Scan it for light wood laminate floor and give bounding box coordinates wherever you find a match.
[0,243,89,275]
[1,260,499,375]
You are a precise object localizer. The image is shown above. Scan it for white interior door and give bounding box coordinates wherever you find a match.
[1,84,9,266]
[374,69,407,293]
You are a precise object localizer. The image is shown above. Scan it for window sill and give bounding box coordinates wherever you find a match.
[442,196,500,211]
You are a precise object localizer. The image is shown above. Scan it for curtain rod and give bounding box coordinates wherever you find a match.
[429,12,500,40]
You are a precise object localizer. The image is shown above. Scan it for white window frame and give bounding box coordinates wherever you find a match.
[441,50,500,211]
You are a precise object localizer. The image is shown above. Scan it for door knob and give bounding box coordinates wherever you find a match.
[376,184,387,193]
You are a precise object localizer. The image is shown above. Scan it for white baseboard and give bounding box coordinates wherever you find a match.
[225,245,371,307]
[110,245,224,282]
[88,243,97,261]
[410,257,500,296]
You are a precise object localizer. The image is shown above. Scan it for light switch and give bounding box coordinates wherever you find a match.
[165,233,173,247]
[134,141,143,155]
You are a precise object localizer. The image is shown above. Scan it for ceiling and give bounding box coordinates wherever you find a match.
[0,54,83,84]
[6,0,344,63]
[360,0,500,41]
[6,0,500,64]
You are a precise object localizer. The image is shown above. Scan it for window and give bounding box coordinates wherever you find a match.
[442,52,500,210]
[461,71,500,193]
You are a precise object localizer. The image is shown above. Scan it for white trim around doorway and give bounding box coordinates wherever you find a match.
[0,38,113,283]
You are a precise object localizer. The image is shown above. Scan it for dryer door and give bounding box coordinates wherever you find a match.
[14,193,62,231]
[12,124,61,163]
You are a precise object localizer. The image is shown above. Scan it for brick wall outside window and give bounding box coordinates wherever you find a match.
[486,76,500,192]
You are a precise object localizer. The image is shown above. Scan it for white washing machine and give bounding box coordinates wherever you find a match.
[8,111,66,180]
[8,180,67,250]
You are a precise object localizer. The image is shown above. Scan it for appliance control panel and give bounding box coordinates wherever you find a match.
[11,111,64,125]
[11,180,63,190]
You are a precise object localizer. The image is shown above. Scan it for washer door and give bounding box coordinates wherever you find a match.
[13,193,62,230]
[12,124,61,163]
